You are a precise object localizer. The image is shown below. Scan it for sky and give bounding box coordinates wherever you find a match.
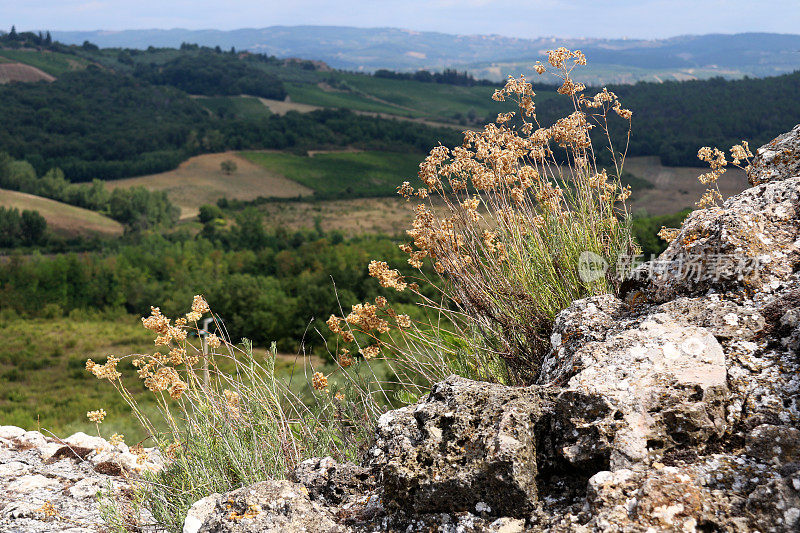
[2,0,799,39]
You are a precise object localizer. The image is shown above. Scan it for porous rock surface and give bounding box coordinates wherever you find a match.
[0,427,161,532]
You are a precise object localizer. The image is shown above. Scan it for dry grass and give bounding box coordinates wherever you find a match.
[106,152,312,220]
[259,197,416,236]
[0,189,123,236]
[625,156,748,216]
[0,62,55,84]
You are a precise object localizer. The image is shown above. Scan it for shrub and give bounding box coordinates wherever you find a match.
[329,47,638,383]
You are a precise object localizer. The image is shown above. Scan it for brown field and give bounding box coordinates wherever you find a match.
[106,152,313,219]
[259,197,415,236]
[624,156,748,216]
[0,189,123,236]
[256,156,749,236]
[0,63,55,84]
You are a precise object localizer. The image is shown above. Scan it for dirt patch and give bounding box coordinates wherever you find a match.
[0,62,55,84]
[106,151,313,220]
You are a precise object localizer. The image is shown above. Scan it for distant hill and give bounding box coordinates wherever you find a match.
[51,27,800,84]
[0,189,123,236]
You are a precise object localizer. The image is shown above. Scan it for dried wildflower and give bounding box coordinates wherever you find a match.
[109,433,125,446]
[360,344,381,360]
[312,372,328,391]
[185,310,202,322]
[86,357,122,381]
[191,295,210,314]
[142,307,170,334]
[335,392,345,401]
[169,347,186,366]
[657,226,681,242]
[207,333,221,349]
[396,314,412,328]
[338,349,354,368]
[375,296,388,307]
[368,260,407,291]
[165,441,181,460]
[169,379,188,400]
[36,501,57,518]
[87,409,106,423]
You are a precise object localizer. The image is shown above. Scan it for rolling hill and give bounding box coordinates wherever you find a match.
[0,189,123,236]
[51,27,800,84]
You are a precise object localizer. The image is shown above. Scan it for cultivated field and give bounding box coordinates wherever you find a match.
[624,156,748,216]
[241,150,423,197]
[0,189,123,236]
[0,62,55,84]
[0,48,88,76]
[106,152,313,219]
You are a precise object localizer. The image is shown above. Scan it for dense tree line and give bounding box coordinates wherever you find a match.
[0,220,427,352]
[0,154,179,229]
[374,68,496,86]
[0,207,46,247]
[533,72,800,166]
[0,68,461,182]
[133,52,287,99]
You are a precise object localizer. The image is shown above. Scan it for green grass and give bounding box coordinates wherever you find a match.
[286,82,412,116]
[285,73,527,124]
[240,151,423,197]
[198,96,272,120]
[0,49,88,76]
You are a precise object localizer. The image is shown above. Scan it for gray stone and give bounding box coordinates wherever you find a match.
[367,375,553,517]
[748,123,800,185]
[293,457,373,505]
[192,480,346,532]
[0,426,26,440]
[623,176,800,302]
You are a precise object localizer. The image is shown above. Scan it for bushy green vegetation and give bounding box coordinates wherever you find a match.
[0,154,179,230]
[0,223,426,351]
[0,206,46,246]
[241,151,424,197]
[198,96,272,120]
[134,52,286,99]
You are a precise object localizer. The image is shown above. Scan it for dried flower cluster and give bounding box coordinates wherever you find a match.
[334,48,637,382]
[87,409,106,423]
[659,141,755,241]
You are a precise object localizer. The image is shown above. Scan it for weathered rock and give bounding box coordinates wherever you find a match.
[293,456,373,505]
[190,480,347,532]
[542,304,728,470]
[746,424,800,465]
[624,175,800,302]
[0,427,156,533]
[367,375,553,517]
[749,123,800,185]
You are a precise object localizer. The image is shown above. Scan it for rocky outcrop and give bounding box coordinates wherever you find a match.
[0,427,161,532]
[181,125,800,532]
[7,126,800,532]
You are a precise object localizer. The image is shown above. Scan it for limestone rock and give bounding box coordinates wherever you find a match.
[623,176,800,302]
[189,480,346,532]
[748,123,800,185]
[293,456,373,505]
[367,375,553,517]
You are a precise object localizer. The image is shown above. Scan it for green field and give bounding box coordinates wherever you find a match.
[286,75,518,123]
[241,150,424,197]
[0,49,88,76]
[197,95,273,120]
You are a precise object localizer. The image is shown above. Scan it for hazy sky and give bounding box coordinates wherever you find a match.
[3,0,799,39]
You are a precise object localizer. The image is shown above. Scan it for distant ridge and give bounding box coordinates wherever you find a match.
[48,26,800,84]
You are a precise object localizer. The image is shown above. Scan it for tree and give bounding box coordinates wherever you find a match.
[9,25,17,40]
[220,160,237,175]
[45,31,52,45]
[20,210,46,245]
